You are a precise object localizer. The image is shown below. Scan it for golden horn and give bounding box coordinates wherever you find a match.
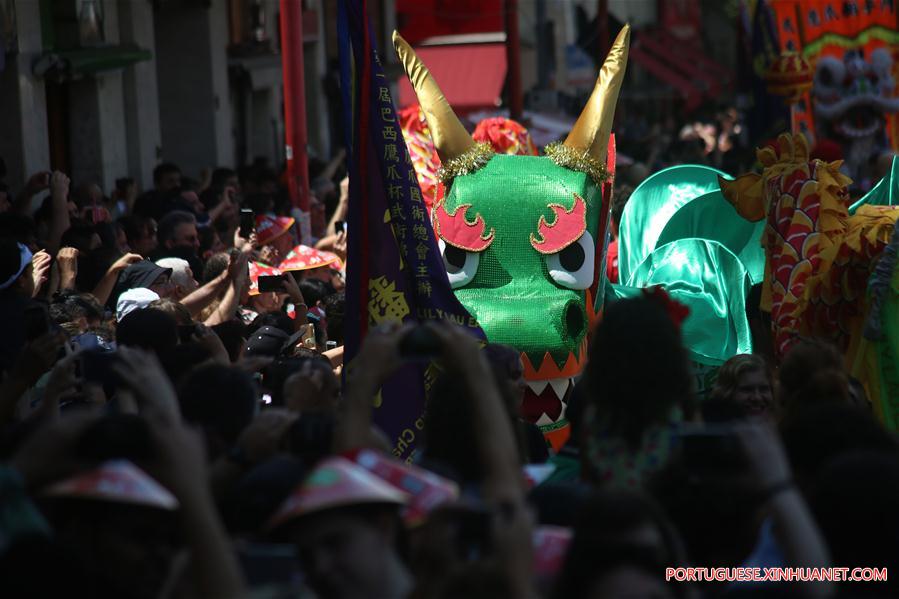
[563,25,630,165]
[392,31,475,163]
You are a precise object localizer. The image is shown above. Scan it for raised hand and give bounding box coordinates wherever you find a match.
[109,252,144,272]
[31,250,52,297]
[24,171,51,194]
[49,171,70,199]
[56,246,79,289]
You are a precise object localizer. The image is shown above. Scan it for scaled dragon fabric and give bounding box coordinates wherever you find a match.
[720,133,899,360]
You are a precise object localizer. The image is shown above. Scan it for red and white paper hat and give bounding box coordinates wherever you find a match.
[248,261,282,296]
[350,448,459,525]
[533,525,573,581]
[255,215,295,246]
[278,244,342,273]
[43,460,178,510]
[267,456,408,529]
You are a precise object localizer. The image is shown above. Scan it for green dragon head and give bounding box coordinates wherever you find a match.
[394,27,630,448]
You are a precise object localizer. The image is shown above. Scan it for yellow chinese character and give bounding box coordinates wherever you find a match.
[378,86,391,103]
[368,276,410,324]
[383,126,397,142]
[417,280,433,298]
[384,143,398,162]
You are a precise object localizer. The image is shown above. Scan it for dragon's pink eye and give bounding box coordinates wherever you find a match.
[530,194,587,254]
[433,201,494,252]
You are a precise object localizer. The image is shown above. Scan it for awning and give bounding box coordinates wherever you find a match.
[397,43,506,114]
[33,44,152,81]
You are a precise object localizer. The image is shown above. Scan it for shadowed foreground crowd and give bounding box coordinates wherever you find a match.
[0,158,896,599]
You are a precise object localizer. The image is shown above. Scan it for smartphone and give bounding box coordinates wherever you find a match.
[325,340,337,350]
[300,323,316,350]
[239,208,255,238]
[24,304,52,341]
[335,220,346,234]
[257,274,286,293]
[399,326,441,361]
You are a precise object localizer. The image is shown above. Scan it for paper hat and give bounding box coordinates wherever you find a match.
[43,460,178,510]
[248,261,282,296]
[278,244,342,273]
[267,456,408,529]
[473,117,538,156]
[351,448,459,525]
[256,214,295,246]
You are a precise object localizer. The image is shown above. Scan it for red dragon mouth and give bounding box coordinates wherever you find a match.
[519,337,588,425]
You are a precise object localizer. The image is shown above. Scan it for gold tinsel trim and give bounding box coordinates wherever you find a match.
[544,143,610,185]
[437,143,495,183]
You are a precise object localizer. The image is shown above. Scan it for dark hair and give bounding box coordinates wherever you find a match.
[177,364,257,457]
[779,339,849,417]
[284,411,336,469]
[223,455,308,534]
[118,214,154,246]
[261,357,308,406]
[211,167,237,190]
[211,319,247,362]
[60,225,98,253]
[159,342,213,388]
[249,310,294,336]
[149,298,192,325]
[52,290,104,322]
[153,162,181,185]
[553,489,685,599]
[0,238,23,284]
[298,278,331,307]
[116,307,178,356]
[203,251,231,283]
[322,291,345,345]
[812,451,899,591]
[780,403,897,492]
[76,247,121,293]
[584,295,695,449]
[610,183,633,230]
[0,212,37,246]
[156,210,196,245]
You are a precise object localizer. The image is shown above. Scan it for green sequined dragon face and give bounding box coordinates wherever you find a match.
[434,155,602,438]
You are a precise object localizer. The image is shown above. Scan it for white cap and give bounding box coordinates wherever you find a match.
[116,287,160,322]
[155,257,194,290]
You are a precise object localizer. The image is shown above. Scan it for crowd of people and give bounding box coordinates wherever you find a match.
[0,138,897,599]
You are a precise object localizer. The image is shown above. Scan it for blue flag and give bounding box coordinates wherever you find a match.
[338,0,485,463]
